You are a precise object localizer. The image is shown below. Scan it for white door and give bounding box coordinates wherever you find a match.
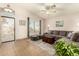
[0,17,15,42]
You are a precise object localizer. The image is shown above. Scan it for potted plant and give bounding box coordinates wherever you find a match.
[55,38,79,56]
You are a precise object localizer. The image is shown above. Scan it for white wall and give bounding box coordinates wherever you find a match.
[11,4,43,40]
[44,13,79,32]
[0,4,43,40]
[13,6,27,40]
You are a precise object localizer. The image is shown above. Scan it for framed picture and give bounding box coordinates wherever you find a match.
[56,20,64,27]
[19,20,26,25]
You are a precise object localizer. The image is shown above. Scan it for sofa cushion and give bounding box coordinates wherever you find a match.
[67,32,73,39]
[53,31,59,35]
[71,32,79,42]
[59,31,66,36]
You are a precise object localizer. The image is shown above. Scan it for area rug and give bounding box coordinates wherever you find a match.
[30,39,56,56]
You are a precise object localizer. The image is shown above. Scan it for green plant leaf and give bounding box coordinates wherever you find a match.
[55,38,79,56]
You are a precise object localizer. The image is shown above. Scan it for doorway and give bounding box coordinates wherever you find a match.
[27,17,41,38]
[0,16,15,42]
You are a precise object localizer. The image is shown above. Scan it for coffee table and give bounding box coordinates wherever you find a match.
[42,34,63,44]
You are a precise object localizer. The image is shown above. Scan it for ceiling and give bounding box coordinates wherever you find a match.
[16,3,79,19]
[0,3,79,19]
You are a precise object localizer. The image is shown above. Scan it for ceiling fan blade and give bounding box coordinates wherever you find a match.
[55,8,65,11]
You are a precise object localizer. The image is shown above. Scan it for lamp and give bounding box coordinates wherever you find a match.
[47,25,50,31]
[77,23,79,26]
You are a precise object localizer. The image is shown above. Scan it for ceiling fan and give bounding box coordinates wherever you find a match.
[41,4,57,14]
[41,3,64,14]
[45,4,56,10]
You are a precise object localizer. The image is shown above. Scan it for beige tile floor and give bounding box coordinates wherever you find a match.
[0,39,51,56]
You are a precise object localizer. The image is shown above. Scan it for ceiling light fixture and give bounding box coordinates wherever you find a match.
[3,4,14,13]
[41,3,56,14]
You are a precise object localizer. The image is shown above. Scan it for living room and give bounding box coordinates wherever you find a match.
[0,3,79,56]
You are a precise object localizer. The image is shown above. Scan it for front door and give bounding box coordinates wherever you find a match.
[0,17,15,42]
